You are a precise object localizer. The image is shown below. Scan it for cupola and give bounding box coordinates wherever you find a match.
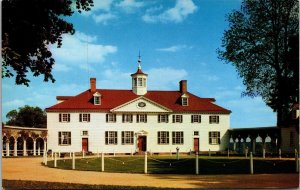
[131,53,148,95]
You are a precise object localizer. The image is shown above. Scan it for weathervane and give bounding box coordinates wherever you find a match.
[137,51,142,69]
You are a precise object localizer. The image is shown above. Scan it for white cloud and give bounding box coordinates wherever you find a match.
[117,0,145,13]
[156,45,191,52]
[143,0,197,23]
[92,13,117,24]
[3,99,25,107]
[98,69,131,89]
[51,32,117,71]
[80,0,114,16]
[53,64,71,72]
[147,67,188,90]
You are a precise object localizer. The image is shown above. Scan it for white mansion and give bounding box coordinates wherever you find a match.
[46,59,231,154]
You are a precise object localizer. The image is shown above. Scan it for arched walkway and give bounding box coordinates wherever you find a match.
[9,136,15,156]
[26,137,34,156]
[17,137,24,156]
[36,137,45,156]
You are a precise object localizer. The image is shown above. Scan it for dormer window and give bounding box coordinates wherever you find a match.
[93,92,101,105]
[181,94,189,106]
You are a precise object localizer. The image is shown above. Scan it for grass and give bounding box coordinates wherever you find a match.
[2,180,177,190]
[45,155,297,175]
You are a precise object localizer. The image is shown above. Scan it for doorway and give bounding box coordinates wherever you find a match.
[82,138,88,152]
[138,136,147,152]
[194,138,199,152]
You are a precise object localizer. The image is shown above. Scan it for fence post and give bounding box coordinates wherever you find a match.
[295,152,299,173]
[58,151,61,158]
[245,147,248,158]
[176,147,179,160]
[72,152,75,170]
[54,152,57,168]
[279,148,281,159]
[209,149,211,157]
[263,148,265,159]
[195,152,199,175]
[51,151,54,160]
[250,152,253,174]
[227,149,230,158]
[44,151,48,166]
[144,152,148,174]
[101,152,104,172]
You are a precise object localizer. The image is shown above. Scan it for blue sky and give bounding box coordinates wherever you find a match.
[2,0,276,128]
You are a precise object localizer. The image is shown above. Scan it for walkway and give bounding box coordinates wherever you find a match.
[2,157,299,189]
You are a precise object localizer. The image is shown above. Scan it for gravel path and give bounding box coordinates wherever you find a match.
[2,157,299,189]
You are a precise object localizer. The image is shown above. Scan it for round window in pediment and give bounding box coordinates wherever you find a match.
[138,102,146,108]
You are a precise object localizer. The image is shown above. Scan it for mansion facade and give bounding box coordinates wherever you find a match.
[46,59,231,154]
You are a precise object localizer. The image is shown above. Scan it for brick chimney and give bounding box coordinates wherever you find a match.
[179,80,187,94]
[90,78,96,93]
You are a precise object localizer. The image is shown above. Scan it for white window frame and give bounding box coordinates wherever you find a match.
[138,78,143,86]
[172,131,184,145]
[137,114,147,123]
[209,115,219,124]
[191,115,201,123]
[58,131,71,145]
[194,131,199,136]
[79,113,90,122]
[122,131,134,145]
[158,131,169,144]
[106,114,116,123]
[172,115,183,123]
[158,114,169,123]
[209,131,220,145]
[105,131,118,145]
[122,114,133,123]
[59,113,70,123]
[182,97,188,106]
[82,130,88,136]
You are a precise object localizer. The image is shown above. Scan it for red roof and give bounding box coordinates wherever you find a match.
[46,89,231,114]
[56,96,73,101]
[131,68,148,76]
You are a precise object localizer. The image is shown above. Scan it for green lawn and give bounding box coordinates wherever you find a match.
[45,155,297,174]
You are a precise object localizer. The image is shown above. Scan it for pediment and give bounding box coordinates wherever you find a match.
[111,96,172,113]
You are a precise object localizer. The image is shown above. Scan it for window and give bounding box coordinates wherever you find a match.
[172,131,184,144]
[122,114,133,123]
[58,132,71,145]
[209,131,220,145]
[143,78,146,87]
[105,131,118,145]
[182,97,188,106]
[158,131,169,144]
[137,114,147,123]
[106,114,116,123]
[209,115,219,124]
[194,131,199,136]
[138,78,143,86]
[122,131,134,145]
[79,113,90,122]
[59,113,70,122]
[191,115,201,123]
[158,114,169,123]
[82,131,88,136]
[172,115,183,123]
[133,78,137,87]
[94,96,100,105]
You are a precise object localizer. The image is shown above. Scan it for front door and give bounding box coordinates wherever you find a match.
[138,136,147,152]
[82,138,88,152]
[194,138,199,152]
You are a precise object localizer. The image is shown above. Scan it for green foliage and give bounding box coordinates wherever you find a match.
[6,105,46,128]
[2,0,94,86]
[218,0,299,126]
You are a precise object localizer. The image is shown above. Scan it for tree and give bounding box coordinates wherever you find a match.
[2,0,94,86]
[6,105,47,128]
[218,0,299,126]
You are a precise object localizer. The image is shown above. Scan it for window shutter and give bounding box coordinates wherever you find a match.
[59,114,62,122]
[115,131,118,144]
[166,115,169,123]
[58,132,61,145]
[130,115,133,123]
[172,115,175,123]
[158,115,160,123]
[167,132,169,144]
[199,115,201,123]
[136,114,139,123]
[191,115,193,123]
[217,116,219,123]
[69,132,71,145]
[68,114,70,122]
[114,114,116,122]
[122,114,124,123]
[79,114,82,122]
[180,115,183,123]
[105,131,108,144]
[209,132,212,144]
[88,114,90,122]
[172,132,175,144]
[145,115,147,122]
[106,114,108,122]
[158,132,160,144]
[121,131,124,144]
